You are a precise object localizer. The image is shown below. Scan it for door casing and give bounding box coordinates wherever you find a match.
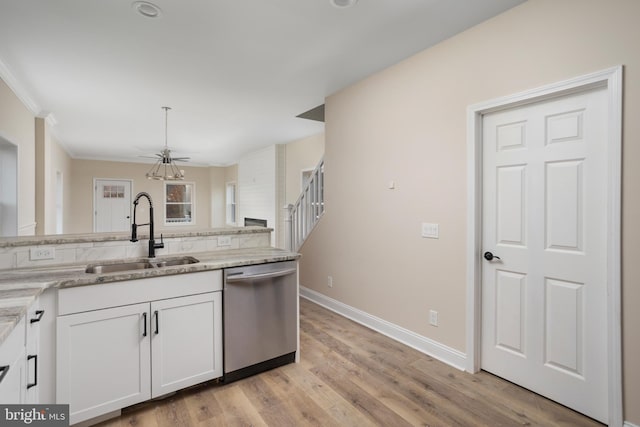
[465,66,623,426]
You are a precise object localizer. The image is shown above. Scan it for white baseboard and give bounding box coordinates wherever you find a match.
[300,286,467,371]
[624,421,639,427]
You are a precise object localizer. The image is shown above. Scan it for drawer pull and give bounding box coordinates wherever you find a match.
[154,310,159,335]
[30,310,45,324]
[27,355,38,389]
[142,312,148,337]
[0,365,9,384]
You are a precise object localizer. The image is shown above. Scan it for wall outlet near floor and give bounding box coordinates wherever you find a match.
[327,276,333,288]
[30,247,55,260]
[217,236,232,246]
[429,310,438,327]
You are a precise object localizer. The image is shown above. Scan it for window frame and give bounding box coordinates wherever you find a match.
[225,182,237,226]
[163,181,196,226]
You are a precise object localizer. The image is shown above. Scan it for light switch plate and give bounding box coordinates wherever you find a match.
[421,223,439,239]
[429,310,438,326]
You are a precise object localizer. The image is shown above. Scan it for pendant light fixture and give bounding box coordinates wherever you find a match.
[146,106,188,180]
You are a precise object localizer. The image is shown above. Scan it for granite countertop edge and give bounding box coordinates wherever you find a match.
[0,226,272,248]
[0,247,300,345]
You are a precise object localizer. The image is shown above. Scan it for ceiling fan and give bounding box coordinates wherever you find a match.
[144,106,190,180]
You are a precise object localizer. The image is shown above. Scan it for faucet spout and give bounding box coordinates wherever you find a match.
[130,192,164,257]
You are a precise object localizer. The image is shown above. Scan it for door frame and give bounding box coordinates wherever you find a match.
[92,178,133,233]
[0,133,18,236]
[465,66,623,426]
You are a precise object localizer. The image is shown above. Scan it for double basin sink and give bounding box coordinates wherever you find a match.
[85,256,199,274]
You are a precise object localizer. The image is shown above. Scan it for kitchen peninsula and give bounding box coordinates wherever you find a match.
[0,227,300,425]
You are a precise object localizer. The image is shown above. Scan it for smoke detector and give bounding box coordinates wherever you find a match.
[132,1,162,18]
[330,0,359,8]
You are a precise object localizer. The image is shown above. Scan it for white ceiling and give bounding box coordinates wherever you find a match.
[0,0,525,166]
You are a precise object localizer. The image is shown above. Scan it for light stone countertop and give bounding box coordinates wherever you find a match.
[0,247,300,345]
[0,226,271,248]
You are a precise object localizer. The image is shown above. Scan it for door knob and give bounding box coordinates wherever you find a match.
[484,251,501,261]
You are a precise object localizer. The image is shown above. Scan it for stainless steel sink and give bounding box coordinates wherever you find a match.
[85,261,154,274]
[152,256,200,268]
[85,256,199,274]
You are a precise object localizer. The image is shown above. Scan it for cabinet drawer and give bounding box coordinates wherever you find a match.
[58,270,222,315]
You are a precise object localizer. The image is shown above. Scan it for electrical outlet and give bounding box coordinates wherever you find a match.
[217,236,232,246]
[429,310,438,327]
[30,247,56,260]
[327,276,333,288]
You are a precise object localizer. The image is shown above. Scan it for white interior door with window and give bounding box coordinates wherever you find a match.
[480,87,609,422]
[94,179,132,233]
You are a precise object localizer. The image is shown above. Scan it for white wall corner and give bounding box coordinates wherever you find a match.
[300,286,467,371]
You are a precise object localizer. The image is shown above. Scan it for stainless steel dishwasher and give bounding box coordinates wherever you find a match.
[223,261,298,382]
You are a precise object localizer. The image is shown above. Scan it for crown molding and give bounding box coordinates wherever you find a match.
[45,113,58,127]
[0,56,41,116]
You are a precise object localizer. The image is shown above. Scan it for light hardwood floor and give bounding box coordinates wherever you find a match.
[98,298,603,426]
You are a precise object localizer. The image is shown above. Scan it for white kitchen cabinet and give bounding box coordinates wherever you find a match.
[56,270,223,425]
[57,303,152,424]
[25,300,44,404]
[151,292,222,397]
[0,299,44,405]
[0,317,26,404]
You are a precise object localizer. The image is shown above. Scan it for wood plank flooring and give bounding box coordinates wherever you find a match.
[97,298,603,426]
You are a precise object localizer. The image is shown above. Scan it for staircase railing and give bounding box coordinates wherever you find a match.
[285,157,324,251]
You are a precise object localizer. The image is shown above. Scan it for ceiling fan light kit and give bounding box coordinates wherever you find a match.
[146,106,186,181]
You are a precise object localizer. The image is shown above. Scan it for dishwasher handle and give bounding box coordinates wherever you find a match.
[226,267,297,283]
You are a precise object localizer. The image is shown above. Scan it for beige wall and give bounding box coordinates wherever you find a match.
[68,159,215,234]
[225,164,238,186]
[52,131,73,234]
[0,78,35,235]
[285,132,324,205]
[35,118,71,235]
[35,118,45,234]
[209,166,225,227]
[299,0,640,423]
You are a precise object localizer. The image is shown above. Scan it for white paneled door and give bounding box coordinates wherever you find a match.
[481,87,608,422]
[94,179,132,233]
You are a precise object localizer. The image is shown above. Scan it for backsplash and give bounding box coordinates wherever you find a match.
[0,228,271,270]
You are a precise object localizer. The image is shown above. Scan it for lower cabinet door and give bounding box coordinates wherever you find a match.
[56,303,151,425]
[0,316,26,404]
[0,352,25,404]
[151,292,222,397]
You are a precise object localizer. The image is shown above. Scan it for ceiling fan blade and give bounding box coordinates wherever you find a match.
[172,156,191,161]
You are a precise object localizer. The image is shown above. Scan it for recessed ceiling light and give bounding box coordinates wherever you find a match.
[330,0,359,8]
[132,1,162,18]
